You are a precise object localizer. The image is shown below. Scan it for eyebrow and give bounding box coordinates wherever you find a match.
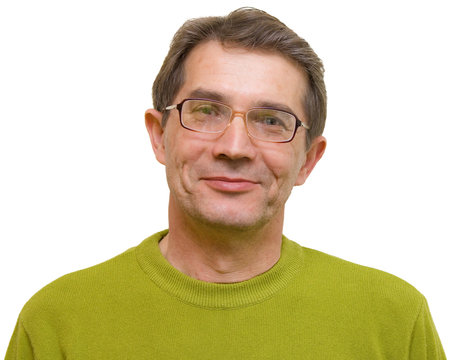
[186,88,298,116]
[187,89,229,103]
[256,101,297,116]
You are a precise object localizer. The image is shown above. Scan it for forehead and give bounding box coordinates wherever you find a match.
[177,41,309,117]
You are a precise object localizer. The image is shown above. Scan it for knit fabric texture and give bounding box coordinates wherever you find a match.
[6,230,446,359]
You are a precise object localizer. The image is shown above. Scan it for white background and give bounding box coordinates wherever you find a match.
[1,0,449,354]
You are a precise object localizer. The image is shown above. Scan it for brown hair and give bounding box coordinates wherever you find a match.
[152,7,326,147]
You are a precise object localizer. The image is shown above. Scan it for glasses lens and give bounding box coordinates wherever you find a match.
[247,109,296,142]
[181,100,231,133]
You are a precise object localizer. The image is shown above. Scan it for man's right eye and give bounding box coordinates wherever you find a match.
[193,104,217,116]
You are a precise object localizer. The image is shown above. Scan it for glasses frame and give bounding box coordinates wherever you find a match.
[164,98,309,143]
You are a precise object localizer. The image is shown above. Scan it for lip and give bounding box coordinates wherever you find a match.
[202,177,258,192]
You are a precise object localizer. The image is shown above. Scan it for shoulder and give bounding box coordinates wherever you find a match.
[302,243,425,317]
[18,231,166,323]
[19,245,138,323]
[302,245,420,294]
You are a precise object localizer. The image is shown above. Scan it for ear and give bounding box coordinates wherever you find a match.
[145,108,166,165]
[295,135,327,186]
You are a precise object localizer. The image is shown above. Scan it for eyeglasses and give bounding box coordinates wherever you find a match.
[164,98,309,143]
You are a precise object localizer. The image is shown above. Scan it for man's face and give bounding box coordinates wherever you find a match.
[148,41,324,231]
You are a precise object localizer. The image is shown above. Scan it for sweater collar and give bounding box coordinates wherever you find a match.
[136,230,303,309]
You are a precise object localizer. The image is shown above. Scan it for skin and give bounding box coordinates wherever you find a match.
[145,41,326,283]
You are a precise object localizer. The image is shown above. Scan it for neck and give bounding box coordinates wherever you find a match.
[160,197,284,283]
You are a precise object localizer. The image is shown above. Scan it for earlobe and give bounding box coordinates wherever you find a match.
[295,136,327,186]
[145,109,166,165]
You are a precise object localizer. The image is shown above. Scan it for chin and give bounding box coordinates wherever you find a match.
[194,208,271,232]
[176,196,279,232]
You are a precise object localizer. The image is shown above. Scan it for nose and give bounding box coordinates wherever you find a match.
[212,113,257,160]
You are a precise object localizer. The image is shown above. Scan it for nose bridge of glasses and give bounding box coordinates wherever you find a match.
[225,109,249,132]
[230,109,246,121]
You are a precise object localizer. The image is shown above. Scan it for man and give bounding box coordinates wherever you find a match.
[6,7,445,359]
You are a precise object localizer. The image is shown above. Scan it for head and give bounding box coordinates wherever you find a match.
[152,7,326,149]
[146,8,327,234]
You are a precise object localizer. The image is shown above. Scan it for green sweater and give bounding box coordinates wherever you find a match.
[6,230,446,359]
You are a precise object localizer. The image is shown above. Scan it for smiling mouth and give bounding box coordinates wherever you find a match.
[202,177,258,192]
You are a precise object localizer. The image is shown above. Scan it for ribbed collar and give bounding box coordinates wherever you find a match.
[135,230,304,309]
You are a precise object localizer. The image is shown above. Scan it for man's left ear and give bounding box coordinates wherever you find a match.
[295,135,327,186]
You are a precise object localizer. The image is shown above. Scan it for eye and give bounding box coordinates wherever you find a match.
[193,104,220,116]
[253,112,288,130]
[262,116,283,126]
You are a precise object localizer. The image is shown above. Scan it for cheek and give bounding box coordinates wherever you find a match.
[163,127,189,187]
[261,146,304,186]
[163,129,208,183]
[164,124,194,165]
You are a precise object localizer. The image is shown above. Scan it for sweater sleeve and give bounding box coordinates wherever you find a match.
[409,297,446,360]
[5,319,35,360]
